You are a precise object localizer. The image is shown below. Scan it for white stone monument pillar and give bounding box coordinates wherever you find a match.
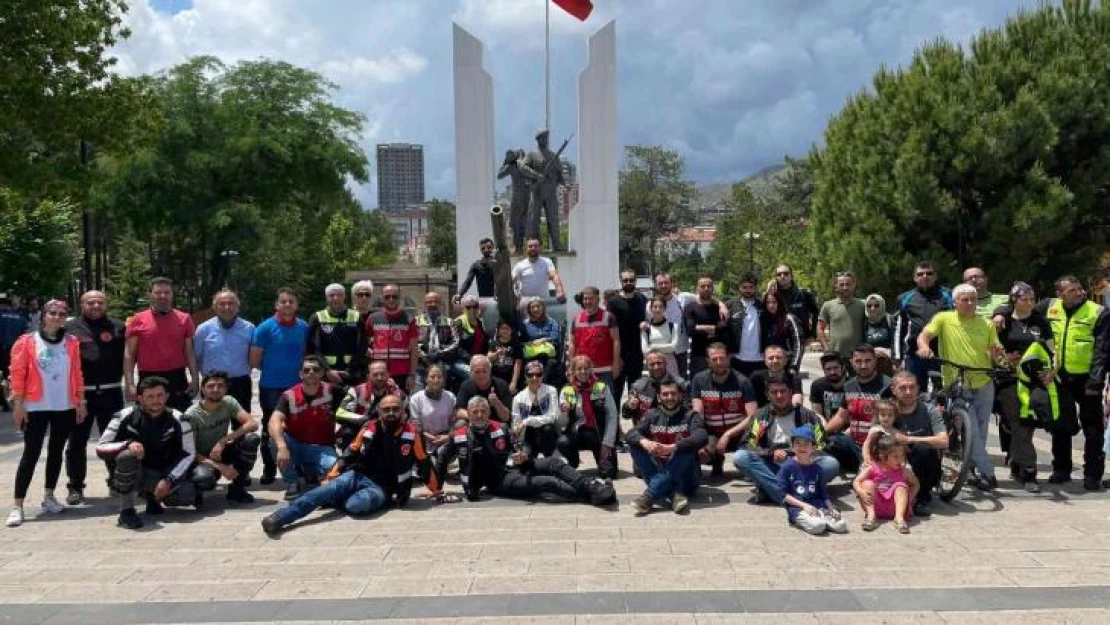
[452,24,495,290]
[561,20,619,318]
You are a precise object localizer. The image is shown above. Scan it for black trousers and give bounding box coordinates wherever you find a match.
[613,353,644,407]
[138,368,191,413]
[66,388,124,490]
[522,423,559,458]
[558,425,617,479]
[227,375,253,413]
[258,386,287,472]
[193,432,261,489]
[106,450,199,510]
[908,443,941,504]
[15,410,75,499]
[491,456,589,501]
[1051,373,1106,479]
[731,359,766,378]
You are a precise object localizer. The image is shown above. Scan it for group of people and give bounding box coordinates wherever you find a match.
[2,253,1108,537]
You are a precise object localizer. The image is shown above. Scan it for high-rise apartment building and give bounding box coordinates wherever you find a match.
[376,143,425,211]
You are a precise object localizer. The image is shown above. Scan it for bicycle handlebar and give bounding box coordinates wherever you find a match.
[933,358,1009,375]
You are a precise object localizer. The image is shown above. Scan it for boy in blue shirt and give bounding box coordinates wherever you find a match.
[776,425,848,535]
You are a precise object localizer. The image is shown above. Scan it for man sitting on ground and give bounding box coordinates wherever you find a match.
[182,371,261,504]
[627,377,708,515]
[268,356,341,500]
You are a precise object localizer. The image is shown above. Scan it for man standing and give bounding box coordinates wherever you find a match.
[652,273,696,376]
[307,284,363,387]
[817,272,866,360]
[684,276,728,378]
[893,261,953,389]
[250,287,309,485]
[627,377,708,515]
[917,283,1004,492]
[771,265,820,341]
[607,269,648,403]
[362,284,419,393]
[194,289,254,409]
[96,376,204,530]
[725,272,763,377]
[0,296,29,412]
[963,267,1008,321]
[123,277,199,413]
[825,344,891,475]
[183,371,260,504]
[692,343,758,476]
[512,238,566,303]
[523,129,565,252]
[456,238,497,300]
[567,286,621,396]
[63,291,127,505]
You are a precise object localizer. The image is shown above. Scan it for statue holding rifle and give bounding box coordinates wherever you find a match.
[523,129,569,253]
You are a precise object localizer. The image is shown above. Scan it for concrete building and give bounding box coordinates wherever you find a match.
[377,143,425,211]
[559,161,579,221]
[386,205,429,248]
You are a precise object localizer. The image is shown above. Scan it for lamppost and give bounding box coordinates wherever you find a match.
[743,232,760,273]
[220,250,239,290]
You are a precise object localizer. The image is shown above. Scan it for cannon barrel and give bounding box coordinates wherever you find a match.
[489,204,516,323]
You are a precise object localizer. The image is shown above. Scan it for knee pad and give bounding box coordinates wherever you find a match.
[192,466,218,492]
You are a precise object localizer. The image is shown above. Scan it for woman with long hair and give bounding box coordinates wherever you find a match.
[759,289,802,371]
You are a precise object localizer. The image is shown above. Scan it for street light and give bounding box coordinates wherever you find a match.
[743,232,760,273]
[220,250,239,289]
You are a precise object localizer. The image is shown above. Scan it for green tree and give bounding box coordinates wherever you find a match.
[619,146,696,274]
[426,200,457,267]
[0,188,79,297]
[809,0,1110,297]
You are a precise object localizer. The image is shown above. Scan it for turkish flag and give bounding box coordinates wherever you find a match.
[553,0,593,21]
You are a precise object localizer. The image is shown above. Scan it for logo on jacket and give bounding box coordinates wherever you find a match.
[400,443,411,456]
[495,438,507,451]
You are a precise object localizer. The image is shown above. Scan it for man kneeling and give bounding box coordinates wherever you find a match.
[626,377,708,515]
[262,395,440,533]
[443,396,615,505]
[96,376,205,529]
[183,371,261,504]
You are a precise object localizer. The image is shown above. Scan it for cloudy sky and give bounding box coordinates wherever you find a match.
[118,0,1039,207]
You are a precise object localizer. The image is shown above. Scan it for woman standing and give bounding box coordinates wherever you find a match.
[7,300,86,527]
[641,296,680,378]
[759,290,802,372]
[994,282,1053,493]
[863,294,894,376]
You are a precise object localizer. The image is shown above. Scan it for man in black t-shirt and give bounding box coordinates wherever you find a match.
[825,344,891,474]
[456,355,513,423]
[456,238,497,300]
[683,277,728,377]
[808,352,847,419]
[889,371,948,517]
[747,346,803,408]
[607,269,648,404]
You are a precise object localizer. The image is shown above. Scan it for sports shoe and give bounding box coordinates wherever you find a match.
[5,506,24,528]
[66,487,84,506]
[259,467,277,486]
[672,493,690,514]
[1047,472,1072,484]
[260,512,284,535]
[912,501,933,518]
[283,481,302,501]
[226,483,255,504]
[117,508,143,530]
[40,494,65,514]
[975,475,998,493]
[1083,477,1102,491]
[145,495,164,515]
[1023,479,1041,494]
[630,492,653,515]
[587,481,616,506]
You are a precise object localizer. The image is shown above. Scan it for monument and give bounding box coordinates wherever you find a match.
[452,20,619,321]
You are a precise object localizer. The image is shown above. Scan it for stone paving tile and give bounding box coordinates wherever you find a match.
[577,615,697,624]
[144,581,266,602]
[527,556,630,575]
[36,582,161,603]
[998,567,1108,586]
[253,579,368,600]
[428,558,530,578]
[0,583,56,603]
[938,609,1110,624]
[816,612,937,625]
[1023,549,1110,567]
[362,576,473,597]
[468,575,578,595]
[694,614,820,625]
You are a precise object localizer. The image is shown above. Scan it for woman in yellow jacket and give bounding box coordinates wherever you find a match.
[6,300,86,527]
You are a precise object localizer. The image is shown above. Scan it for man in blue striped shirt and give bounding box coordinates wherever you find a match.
[195,290,255,410]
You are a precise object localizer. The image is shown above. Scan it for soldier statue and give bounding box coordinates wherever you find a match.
[496,149,535,255]
[523,129,565,252]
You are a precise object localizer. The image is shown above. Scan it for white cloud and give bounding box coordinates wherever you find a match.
[320,49,428,84]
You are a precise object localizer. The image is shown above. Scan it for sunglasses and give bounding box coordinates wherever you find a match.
[526,372,543,378]
[301,366,322,374]
[355,292,372,298]
[383,294,399,300]
[866,303,881,308]
[621,278,636,283]
[45,310,68,317]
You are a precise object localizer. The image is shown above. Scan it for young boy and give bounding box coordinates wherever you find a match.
[776,425,848,535]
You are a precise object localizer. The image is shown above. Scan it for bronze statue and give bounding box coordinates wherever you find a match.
[523,129,568,252]
[496,149,534,255]
[489,204,517,323]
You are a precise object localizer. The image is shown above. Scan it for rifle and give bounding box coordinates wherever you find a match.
[538,134,573,182]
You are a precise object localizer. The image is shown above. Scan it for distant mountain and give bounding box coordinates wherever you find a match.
[694,163,788,209]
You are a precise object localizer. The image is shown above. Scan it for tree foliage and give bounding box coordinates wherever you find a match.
[619,146,696,274]
[0,188,79,298]
[810,0,1110,297]
[426,200,458,268]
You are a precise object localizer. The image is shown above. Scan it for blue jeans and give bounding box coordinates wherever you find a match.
[733,449,839,504]
[967,383,996,479]
[259,386,289,471]
[272,471,386,525]
[630,446,700,501]
[825,433,863,474]
[271,433,338,484]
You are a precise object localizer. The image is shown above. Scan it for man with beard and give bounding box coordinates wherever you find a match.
[691,343,757,477]
[335,360,407,448]
[747,346,804,409]
[194,289,254,409]
[361,284,420,393]
[726,272,765,378]
[607,269,648,403]
[825,344,891,475]
[622,350,689,425]
[183,371,261,504]
[650,273,696,376]
[684,276,728,377]
[63,290,127,505]
[268,356,341,500]
[261,394,442,534]
[808,353,847,419]
[889,371,948,517]
[415,291,460,391]
[770,265,820,341]
[893,260,953,389]
[96,376,204,530]
[627,378,708,515]
[441,397,615,505]
[123,278,199,412]
[456,238,497,300]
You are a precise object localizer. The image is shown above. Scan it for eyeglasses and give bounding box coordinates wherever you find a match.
[301,366,322,374]
[526,372,543,378]
[355,292,372,298]
[915,271,935,277]
[383,294,399,300]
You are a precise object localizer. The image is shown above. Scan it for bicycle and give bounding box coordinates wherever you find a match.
[927,358,1011,501]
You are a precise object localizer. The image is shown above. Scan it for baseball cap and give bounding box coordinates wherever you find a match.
[791,425,816,443]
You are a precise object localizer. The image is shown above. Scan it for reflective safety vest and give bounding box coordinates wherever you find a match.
[1016,342,1059,426]
[1045,298,1103,375]
[282,383,336,446]
[559,381,608,430]
[523,338,557,360]
[314,308,360,368]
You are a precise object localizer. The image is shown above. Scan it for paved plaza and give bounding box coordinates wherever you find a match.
[2,354,1109,624]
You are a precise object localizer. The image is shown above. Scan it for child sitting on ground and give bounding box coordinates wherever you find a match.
[854,434,919,534]
[775,425,848,535]
[862,399,901,466]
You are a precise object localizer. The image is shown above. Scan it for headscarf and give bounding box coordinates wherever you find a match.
[864,294,886,323]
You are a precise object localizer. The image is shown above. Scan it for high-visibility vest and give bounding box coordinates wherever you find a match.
[314,308,360,367]
[1045,298,1103,375]
[1015,342,1059,426]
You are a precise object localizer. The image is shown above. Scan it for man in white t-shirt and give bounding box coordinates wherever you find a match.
[512,237,566,303]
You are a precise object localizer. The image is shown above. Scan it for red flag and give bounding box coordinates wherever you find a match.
[552,0,593,21]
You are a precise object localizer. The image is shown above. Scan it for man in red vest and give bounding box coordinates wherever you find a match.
[267,355,340,501]
[567,286,621,402]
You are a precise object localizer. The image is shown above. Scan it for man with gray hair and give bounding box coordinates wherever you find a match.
[455,355,513,423]
[307,283,363,387]
[194,289,254,409]
[351,280,374,316]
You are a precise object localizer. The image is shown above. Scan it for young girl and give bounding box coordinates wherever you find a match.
[854,434,919,534]
[862,399,901,466]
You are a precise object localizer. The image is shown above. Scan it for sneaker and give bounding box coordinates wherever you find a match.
[283,482,302,501]
[1083,477,1102,491]
[145,496,164,515]
[5,506,24,528]
[66,487,84,506]
[117,508,143,530]
[40,495,65,514]
[747,490,773,505]
[672,493,690,514]
[226,484,255,504]
[260,512,284,535]
[975,475,998,493]
[587,481,616,506]
[1047,472,1072,484]
[259,467,277,486]
[1024,479,1041,494]
[912,501,932,518]
[631,492,653,515]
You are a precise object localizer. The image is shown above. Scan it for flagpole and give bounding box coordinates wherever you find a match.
[545,0,551,131]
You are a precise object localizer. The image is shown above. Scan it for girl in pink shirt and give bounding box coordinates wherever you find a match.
[854,435,919,534]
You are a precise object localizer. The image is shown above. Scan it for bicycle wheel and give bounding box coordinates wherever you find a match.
[935,405,975,502]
